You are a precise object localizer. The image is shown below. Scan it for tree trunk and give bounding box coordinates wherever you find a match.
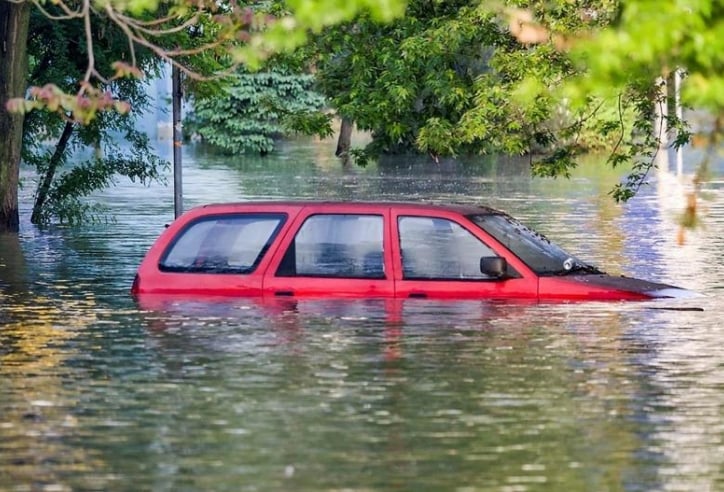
[31,121,74,224]
[335,117,354,163]
[0,0,31,233]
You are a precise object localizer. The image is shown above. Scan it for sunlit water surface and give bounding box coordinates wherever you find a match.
[1,138,723,491]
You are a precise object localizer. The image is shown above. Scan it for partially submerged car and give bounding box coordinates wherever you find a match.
[132,201,696,301]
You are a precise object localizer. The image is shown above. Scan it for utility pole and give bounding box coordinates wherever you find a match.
[172,64,183,219]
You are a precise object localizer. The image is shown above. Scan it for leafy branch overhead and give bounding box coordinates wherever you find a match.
[0,0,408,232]
[6,0,407,122]
[6,75,131,125]
[503,0,723,199]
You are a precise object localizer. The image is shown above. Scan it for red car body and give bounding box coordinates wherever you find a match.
[132,201,694,301]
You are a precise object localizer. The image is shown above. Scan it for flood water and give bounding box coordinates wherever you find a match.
[2,136,724,491]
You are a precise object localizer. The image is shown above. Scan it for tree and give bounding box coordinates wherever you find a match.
[23,6,168,225]
[0,0,30,232]
[305,1,621,159]
[307,1,494,156]
[185,67,330,155]
[0,0,407,232]
[543,0,724,200]
[305,0,722,199]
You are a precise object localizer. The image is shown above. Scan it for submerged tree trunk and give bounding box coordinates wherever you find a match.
[335,117,354,163]
[0,0,30,233]
[0,232,26,294]
[31,121,74,224]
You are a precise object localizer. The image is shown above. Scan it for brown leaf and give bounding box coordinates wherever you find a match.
[508,8,549,45]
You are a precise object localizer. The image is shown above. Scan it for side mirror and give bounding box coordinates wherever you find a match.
[480,256,507,278]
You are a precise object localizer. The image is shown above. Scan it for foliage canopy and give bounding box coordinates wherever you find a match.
[3,0,722,232]
[185,68,330,155]
[304,0,722,199]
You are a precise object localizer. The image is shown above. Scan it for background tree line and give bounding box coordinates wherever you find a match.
[1,0,722,232]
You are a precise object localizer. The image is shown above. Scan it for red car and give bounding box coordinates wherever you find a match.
[132,201,695,301]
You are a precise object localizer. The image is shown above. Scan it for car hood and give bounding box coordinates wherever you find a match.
[564,274,701,299]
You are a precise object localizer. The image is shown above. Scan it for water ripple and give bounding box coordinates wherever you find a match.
[2,149,723,490]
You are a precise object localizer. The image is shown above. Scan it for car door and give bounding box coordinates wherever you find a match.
[262,205,395,297]
[391,209,538,299]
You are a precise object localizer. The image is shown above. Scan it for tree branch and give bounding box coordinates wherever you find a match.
[30,0,82,21]
[82,0,104,84]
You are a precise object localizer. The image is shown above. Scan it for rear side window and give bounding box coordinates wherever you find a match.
[159,214,286,274]
[277,214,385,278]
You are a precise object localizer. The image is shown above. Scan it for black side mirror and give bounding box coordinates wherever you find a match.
[480,256,507,278]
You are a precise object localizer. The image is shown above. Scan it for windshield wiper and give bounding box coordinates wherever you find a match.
[564,264,603,275]
[554,258,603,276]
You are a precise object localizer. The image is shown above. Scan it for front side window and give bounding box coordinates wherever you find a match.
[277,214,385,278]
[398,216,498,280]
[160,214,286,273]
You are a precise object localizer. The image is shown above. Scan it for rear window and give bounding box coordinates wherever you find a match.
[159,213,286,274]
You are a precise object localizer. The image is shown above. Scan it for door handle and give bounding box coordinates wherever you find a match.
[274,291,294,297]
[408,292,427,299]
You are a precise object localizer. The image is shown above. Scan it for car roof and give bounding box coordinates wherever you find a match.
[196,200,503,216]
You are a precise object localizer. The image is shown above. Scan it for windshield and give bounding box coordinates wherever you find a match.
[468,213,600,275]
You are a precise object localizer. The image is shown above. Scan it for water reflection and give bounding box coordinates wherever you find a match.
[123,297,717,490]
[1,137,723,490]
[0,233,27,295]
[0,292,100,489]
